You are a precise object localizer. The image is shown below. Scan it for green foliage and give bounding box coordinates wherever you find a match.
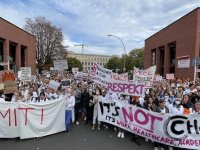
[106,48,144,72]
[67,57,83,71]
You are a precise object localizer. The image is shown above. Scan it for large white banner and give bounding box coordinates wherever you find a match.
[91,62,112,85]
[133,66,156,87]
[98,98,200,149]
[0,98,66,139]
[107,80,145,96]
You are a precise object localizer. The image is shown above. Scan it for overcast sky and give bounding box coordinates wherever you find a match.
[0,0,200,56]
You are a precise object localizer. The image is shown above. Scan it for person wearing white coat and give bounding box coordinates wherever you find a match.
[65,88,75,132]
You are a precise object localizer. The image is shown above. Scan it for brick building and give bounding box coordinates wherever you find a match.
[144,7,200,79]
[0,17,36,74]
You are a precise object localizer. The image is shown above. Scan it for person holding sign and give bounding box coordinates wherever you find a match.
[153,98,170,150]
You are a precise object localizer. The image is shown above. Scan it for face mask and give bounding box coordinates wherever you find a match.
[175,101,181,105]
[164,96,169,99]
[120,97,123,100]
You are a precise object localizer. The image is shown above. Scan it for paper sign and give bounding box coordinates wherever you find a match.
[54,60,68,70]
[133,66,156,87]
[166,73,174,80]
[21,67,31,81]
[91,62,112,85]
[0,70,17,94]
[48,80,60,90]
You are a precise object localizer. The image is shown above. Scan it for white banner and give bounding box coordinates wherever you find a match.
[20,67,31,81]
[54,60,68,70]
[91,62,112,85]
[133,66,156,87]
[98,98,200,149]
[107,80,145,96]
[0,99,66,139]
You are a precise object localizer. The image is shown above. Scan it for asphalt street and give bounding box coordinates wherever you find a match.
[1,122,153,150]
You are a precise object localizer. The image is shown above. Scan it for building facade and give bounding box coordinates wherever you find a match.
[144,8,200,79]
[0,17,36,74]
[67,51,113,71]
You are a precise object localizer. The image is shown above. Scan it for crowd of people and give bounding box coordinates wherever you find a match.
[0,72,200,150]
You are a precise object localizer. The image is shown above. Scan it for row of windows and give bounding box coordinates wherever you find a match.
[81,61,106,66]
[77,57,110,62]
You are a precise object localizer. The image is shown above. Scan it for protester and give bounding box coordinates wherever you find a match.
[92,88,102,130]
[74,85,81,125]
[153,98,170,150]
[168,97,184,114]
[189,99,200,114]
[65,88,75,133]
[35,92,48,103]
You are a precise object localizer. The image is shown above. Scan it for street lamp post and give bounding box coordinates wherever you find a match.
[107,34,127,73]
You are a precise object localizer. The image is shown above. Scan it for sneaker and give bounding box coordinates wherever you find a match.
[154,147,159,150]
[117,132,121,138]
[76,121,79,125]
[169,147,173,150]
[98,125,100,131]
[92,125,95,130]
[114,127,117,132]
[84,117,87,121]
[121,132,124,138]
[160,147,164,150]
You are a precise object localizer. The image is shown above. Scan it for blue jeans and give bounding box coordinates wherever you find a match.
[65,110,72,131]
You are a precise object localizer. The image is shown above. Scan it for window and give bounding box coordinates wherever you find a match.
[151,49,156,65]
[0,41,3,61]
[9,43,16,62]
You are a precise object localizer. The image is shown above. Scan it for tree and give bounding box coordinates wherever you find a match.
[67,57,83,71]
[129,48,144,69]
[23,16,67,69]
[106,57,122,73]
[106,48,144,73]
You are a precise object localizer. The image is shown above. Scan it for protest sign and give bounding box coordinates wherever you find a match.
[20,67,31,81]
[107,80,145,96]
[48,80,60,90]
[61,80,71,87]
[133,66,156,87]
[0,70,17,94]
[111,73,128,81]
[166,73,175,80]
[74,72,88,80]
[0,98,66,139]
[98,98,200,149]
[155,75,163,81]
[91,62,112,85]
[54,60,68,70]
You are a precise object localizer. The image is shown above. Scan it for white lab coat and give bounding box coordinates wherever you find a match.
[66,96,75,122]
